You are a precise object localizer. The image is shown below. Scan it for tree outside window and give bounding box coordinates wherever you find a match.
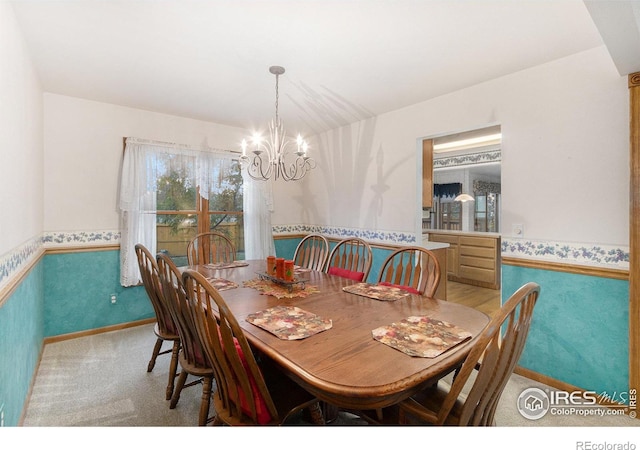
[156,161,243,265]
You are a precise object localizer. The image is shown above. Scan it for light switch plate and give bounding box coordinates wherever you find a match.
[512,223,524,237]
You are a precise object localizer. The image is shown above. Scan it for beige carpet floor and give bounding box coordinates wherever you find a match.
[21,323,640,430]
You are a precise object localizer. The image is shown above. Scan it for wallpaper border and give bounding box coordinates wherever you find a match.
[501,237,629,270]
[0,236,43,295]
[271,224,416,245]
[0,229,630,294]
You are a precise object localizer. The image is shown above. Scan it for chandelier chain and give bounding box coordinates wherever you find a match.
[274,72,279,124]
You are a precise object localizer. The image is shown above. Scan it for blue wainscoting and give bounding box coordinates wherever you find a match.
[502,264,629,396]
[3,238,625,426]
[0,249,155,426]
[43,250,154,337]
[273,237,299,262]
[0,262,44,427]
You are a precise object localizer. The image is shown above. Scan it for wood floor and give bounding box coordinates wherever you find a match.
[446,280,501,318]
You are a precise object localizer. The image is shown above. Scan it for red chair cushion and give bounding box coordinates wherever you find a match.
[231,337,272,424]
[378,281,421,295]
[328,266,365,282]
[193,339,207,367]
[164,317,178,335]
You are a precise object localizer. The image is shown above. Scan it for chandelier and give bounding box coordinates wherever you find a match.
[240,66,316,181]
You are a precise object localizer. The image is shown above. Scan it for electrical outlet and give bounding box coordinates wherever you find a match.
[110,294,117,304]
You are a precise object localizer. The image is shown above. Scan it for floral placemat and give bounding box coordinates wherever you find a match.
[246,305,332,340]
[243,278,320,299]
[342,283,411,302]
[205,277,238,291]
[372,316,472,358]
[204,261,249,270]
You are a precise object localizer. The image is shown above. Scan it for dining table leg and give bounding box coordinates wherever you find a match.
[308,401,326,425]
[322,402,339,423]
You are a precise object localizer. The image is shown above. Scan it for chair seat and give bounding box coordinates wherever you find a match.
[353,385,467,426]
[212,359,321,426]
[399,384,465,425]
[177,351,215,378]
[153,322,179,342]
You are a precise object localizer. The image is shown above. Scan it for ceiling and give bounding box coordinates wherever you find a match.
[9,0,640,138]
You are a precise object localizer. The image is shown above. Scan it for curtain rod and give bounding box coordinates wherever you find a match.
[125,136,241,155]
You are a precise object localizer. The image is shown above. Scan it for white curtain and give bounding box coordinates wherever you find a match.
[119,137,235,286]
[242,174,275,259]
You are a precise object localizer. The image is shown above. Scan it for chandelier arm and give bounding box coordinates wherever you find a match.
[243,152,273,181]
[282,155,316,181]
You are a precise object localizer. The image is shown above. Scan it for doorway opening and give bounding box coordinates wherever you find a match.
[419,125,502,316]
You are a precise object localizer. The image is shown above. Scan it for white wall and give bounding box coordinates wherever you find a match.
[0,2,43,255]
[39,45,631,250]
[43,94,247,232]
[279,46,629,247]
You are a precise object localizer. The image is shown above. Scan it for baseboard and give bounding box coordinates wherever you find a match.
[43,318,156,345]
[514,365,584,393]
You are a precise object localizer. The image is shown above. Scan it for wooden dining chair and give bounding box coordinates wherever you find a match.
[157,253,215,426]
[186,231,236,266]
[325,237,373,282]
[396,282,540,426]
[377,246,441,297]
[134,244,180,401]
[182,268,325,426]
[293,233,329,271]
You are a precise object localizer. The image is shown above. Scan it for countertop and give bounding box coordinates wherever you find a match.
[422,229,501,239]
[420,238,450,250]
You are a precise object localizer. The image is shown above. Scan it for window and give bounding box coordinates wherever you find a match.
[119,137,244,286]
[431,183,462,230]
[474,194,500,232]
[473,181,501,233]
[155,161,243,266]
[440,201,461,230]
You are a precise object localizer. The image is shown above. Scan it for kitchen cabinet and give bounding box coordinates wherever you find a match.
[420,241,448,300]
[427,231,500,290]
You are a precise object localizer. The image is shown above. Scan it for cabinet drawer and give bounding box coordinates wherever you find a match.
[460,245,495,259]
[428,232,499,289]
[459,265,496,283]
[459,236,496,248]
[429,234,459,245]
[460,255,495,270]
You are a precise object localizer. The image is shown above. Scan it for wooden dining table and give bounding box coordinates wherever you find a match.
[183,259,490,410]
